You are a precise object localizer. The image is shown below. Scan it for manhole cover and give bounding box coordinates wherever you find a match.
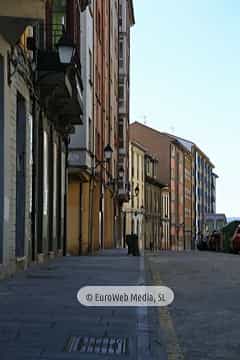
[64,335,128,355]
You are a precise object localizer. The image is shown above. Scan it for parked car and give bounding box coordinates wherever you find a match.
[208,231,222,251]
[231,225,240,253]
[221,221,240,253]
[197,235,208,251]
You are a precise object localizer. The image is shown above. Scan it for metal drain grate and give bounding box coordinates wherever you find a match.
[64,335,128,355]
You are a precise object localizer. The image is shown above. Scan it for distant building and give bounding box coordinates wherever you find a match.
[124,140,167,251]
[117,0,135,246]
[124,141,145,249]
[204,213,227,234]
[161,186,170,250]
[144,152,164,250]
[168,136,217,246]
[130,122,193,251]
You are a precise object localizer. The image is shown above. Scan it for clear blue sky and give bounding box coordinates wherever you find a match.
[130,0,239,217]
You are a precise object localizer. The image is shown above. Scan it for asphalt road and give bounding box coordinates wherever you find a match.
[147,251,240,360]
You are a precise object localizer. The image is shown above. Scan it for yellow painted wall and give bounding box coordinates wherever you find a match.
[92,180,100,252]
[67,179,80,255]
[104,189,114,249]
[81,181,90,255]
[124,142,145,237]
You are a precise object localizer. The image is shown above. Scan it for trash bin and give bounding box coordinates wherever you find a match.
[126,234,140,256]
[126,234,134,255]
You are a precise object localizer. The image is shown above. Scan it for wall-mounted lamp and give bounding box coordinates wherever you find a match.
[94,144,113,170]
[134,185,140,197]
[118,166,124,178]
[103,144,113,162]
[56,31,76,65]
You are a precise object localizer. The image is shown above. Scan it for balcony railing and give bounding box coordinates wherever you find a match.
[37,23,82,80]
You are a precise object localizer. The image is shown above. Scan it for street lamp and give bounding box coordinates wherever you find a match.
[134,185,139,197]
[56,31,76,64]
[103,144,113,162]
[118,166,124,178]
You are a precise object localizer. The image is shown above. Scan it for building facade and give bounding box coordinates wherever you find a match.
[0,24,39,276]
[116,0,135,246]
[167,136,217,248]
[193,146,216,245]
[67,0,135,254]
[67,3,94,255]
[204,213,227,235]
[170,141,193,250]
[161,186,170,250]
[0,0,88,278]
[124,141,145,250]
[144,152,163,250]
[130,122,193,251]
[124,140,165,251]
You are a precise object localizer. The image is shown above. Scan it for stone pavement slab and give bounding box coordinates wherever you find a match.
[0,249,163,360]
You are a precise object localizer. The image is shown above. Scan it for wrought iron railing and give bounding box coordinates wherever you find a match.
[36,23,82,78]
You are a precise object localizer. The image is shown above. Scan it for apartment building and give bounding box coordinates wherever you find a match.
[68,0,127,254]
[124,141,145,250]
[0,0,87,277]
[194,147,217,244]
[68,3,94,255]
[124,140,166,251]
[116,0,135,246]
[144,152,163,250]
[161,186,170,250]
[104,0,119,249]
[166,136,217,247]
[130,122,193,251]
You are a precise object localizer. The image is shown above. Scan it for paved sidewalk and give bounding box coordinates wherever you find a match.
[0,249,163,360]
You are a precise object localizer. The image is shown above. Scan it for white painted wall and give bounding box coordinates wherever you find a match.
[69,5,93,169]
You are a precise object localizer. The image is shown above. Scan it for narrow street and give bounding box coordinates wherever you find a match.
[0,250,157,360]
[148,251,240,360]
[0,250,240,359]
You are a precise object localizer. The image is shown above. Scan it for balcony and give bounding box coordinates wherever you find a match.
[0,0,45,44]
[37,24,84,129]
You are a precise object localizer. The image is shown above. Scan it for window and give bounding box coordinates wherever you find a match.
[119,4,123,30]
[46,0,80,54]
[131,150,134,177]
[131,182,134,207]
[119,84,124,99]
[46,0,66,49]
[97,11,101,41]
[137,154,139,180]
[89,49,93,85]
[88,118,92,152]
[119,40,124,68]
[118,121,124,149]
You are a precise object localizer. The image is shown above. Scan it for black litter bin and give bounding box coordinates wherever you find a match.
[126,234,140,256]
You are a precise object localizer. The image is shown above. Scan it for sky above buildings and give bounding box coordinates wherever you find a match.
[130,0,240,217]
